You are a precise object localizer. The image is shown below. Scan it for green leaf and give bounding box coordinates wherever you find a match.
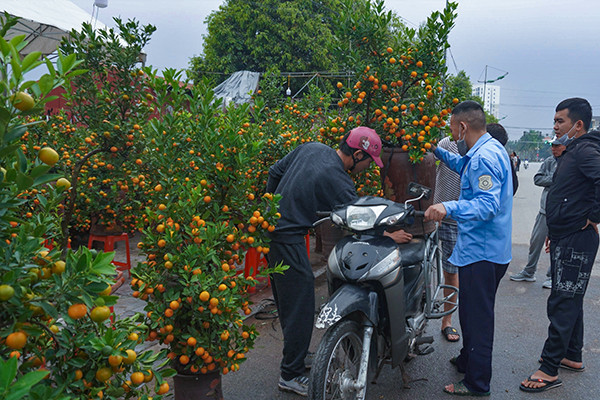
[0,143,20,158]
[33,173,61,187]
[8,34,25,48]
[15,172,33,190]
[44,58,56,76]
[4,125,26,143]
[0,357,17,391]
[6,370,49,400]
[30,165,51,179]
[38,74,54,95]
[16,149,27,172]
[21,52,42,71]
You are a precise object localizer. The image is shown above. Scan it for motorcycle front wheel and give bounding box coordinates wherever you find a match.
[309,320,367,400]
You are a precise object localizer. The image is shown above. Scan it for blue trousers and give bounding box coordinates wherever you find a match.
[454,260,508,393]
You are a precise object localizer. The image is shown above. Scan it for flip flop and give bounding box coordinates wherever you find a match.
[519,376,562,393]
[442,326,460,342]
[538,358,585,372]
[443,381,490,397]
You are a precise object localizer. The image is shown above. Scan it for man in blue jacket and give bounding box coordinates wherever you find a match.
[520,98,599,393]
[425,100,513,396]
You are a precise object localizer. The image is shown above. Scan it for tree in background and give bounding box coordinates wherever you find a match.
[507,129,551,161]
[189,0,346,86]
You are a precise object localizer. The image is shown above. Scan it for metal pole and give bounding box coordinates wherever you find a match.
[483,65,488,113]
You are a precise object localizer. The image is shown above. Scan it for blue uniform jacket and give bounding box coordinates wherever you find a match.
[434,133,513,267]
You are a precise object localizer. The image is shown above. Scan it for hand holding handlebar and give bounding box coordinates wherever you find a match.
[423,203,447,222]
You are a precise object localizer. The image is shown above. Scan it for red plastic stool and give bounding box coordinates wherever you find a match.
[242,233,311,294]
[243,247,268,294]
[88,233,132,277]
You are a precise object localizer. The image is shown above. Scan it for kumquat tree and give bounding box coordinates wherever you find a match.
[0,15,172,400]
[133,70,287,377]
[331,0,459,163]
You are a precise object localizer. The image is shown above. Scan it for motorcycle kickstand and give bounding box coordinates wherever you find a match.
[399,364,428,389]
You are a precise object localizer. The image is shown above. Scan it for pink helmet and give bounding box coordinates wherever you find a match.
[345,126,383,167]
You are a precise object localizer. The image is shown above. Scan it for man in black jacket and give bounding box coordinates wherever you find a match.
[266,127,412,396]
[520,98,599,393]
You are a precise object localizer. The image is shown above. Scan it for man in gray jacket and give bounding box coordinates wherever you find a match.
[509,141,565,286]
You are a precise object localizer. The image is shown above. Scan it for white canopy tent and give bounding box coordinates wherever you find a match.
[0,0,109,55]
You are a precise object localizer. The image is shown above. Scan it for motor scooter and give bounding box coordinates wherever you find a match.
[309,183,458,400]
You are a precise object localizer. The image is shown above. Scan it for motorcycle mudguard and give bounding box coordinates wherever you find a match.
[315,284,378,329]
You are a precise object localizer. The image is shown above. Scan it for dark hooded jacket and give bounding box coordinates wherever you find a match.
[546,131,600,238]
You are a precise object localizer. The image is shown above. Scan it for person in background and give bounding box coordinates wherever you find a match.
[433,136,460,342]
[509,140,565,286]
[265,127,412,396]
[425,101,512,396]
[520,98,599,393]
[487,123,518,195]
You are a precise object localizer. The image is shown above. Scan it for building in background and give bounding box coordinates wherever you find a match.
[472,84,500,119]
[591,116,600,131]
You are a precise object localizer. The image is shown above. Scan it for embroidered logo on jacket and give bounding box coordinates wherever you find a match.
[478,175,493,190]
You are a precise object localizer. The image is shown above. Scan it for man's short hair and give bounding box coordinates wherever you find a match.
[556,98,592,131]
[486,123,508,146]
[452,100,486,131]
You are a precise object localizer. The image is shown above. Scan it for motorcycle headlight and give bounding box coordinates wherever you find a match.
[346,205,386,231]
[380,211,405,225]
[360,248,401,281]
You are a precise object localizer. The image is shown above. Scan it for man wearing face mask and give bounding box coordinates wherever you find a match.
[520,98,600,393]
[424,100,513,396]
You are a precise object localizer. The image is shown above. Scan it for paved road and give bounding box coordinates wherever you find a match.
[219,162,600,399]
[112,162,600,399]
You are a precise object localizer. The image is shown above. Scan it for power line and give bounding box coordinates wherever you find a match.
[502,87,599,97]
[503,126,553,131]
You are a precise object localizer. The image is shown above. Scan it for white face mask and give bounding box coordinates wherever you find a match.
[553,124,576,146]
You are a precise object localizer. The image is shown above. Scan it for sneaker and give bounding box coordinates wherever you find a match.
[543,279,552,289]
[304,351,315,370]
[278,375,309,396]
[509,271,536,282]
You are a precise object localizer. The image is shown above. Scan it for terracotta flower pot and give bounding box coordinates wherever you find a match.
[381,148,437,236]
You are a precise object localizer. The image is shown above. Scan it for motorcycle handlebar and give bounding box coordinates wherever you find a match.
[316,211,330,218]
[414,211,425,218]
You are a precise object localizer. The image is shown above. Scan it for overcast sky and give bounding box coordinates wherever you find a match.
[70,0,600,141]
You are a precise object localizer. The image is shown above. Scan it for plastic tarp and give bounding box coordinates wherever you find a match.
[213,70,260,106]
[1,0,109,55]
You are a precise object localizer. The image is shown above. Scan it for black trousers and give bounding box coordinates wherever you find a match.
[455,260,508,394]
[267,241,314,380]
[539,227,599,376]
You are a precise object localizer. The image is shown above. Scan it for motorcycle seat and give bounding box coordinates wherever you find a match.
[398,238,426,266]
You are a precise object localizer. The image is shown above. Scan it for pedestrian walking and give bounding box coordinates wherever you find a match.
[509,141,565,286]
[425,100,513,396]
[520,98,599,393]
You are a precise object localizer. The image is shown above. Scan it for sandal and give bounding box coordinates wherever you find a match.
[519,376,562,393]
[442,326,460,342]
[443,381,490,397]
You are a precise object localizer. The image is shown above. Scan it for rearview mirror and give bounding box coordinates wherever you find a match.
[407,182,432,200]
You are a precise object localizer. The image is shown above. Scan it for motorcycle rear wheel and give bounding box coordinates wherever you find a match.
[309,320,367,400]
